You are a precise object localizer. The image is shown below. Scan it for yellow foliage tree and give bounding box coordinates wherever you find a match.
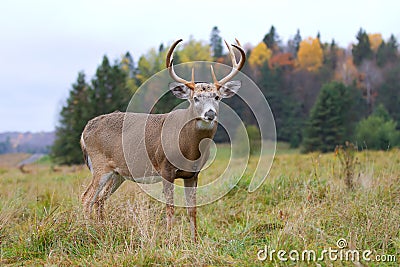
[368,33,383,52]
[177,38,213,63]
[297,37,323,71]
[248,42,272,68]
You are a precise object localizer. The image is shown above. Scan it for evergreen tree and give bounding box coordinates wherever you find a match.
[121,52,139,92]
[293,29,302,54]
[302,82,360,153]
[376,34,399,66]
[121,52,136,79]
[90,55,132,115]
[352,28,373,66]
[263,26,280,52]
[52,72,92,164]
[259,63,302,146]
[210,26,223,59]
[377,62,400,127]
[52,56,133,165]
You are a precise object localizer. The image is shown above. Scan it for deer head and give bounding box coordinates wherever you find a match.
[166,39,246,129]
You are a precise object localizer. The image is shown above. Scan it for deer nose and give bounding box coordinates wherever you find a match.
[204,109,216,121]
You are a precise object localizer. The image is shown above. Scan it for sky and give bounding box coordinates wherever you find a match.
[0,0,399,132]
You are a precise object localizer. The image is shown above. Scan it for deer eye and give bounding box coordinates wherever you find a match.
[215,95,220,101]
[193,96,199,103]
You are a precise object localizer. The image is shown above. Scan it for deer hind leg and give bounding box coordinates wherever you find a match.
[93,172,125,219]
[82,171,113,217]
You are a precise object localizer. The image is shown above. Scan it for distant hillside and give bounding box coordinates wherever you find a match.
[0,131,55,154]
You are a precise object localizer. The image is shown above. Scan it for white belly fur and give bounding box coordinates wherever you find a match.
[123,175,163,184]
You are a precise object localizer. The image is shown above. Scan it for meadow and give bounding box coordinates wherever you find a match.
[0,145,399,266]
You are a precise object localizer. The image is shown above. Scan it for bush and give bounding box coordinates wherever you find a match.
[355,115,400,150]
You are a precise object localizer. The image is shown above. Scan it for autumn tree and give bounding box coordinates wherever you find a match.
[297,37,323,71]
[177,38,212,62]
[121,52,139,93]
[368,33,383,52]
[210,26,223,59]
[136,48,166,84]
[248,42,272,73]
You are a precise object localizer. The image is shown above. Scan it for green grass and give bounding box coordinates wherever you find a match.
[0,147,399,266]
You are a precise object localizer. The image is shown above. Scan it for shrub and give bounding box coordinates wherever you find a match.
[355,115,400,150]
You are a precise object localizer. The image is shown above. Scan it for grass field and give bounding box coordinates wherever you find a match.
[0,146,399,266]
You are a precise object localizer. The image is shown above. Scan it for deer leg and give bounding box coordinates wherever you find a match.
[162,178,174,230]
[184,176,198,242]
[94,173,125,219]
[81,170,113,219]
[82,173,104,216]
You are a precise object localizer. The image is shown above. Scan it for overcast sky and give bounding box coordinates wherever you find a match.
[0,0,399,132]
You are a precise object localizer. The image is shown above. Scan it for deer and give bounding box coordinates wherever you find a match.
[80,38,246,241]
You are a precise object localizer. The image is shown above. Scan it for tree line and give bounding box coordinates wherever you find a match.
[52,26,400,164]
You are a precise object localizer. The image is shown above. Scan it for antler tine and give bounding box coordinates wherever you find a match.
[224,39,237,68]
[210,65,218,84]
[216,39,246,87]
[235,38,242,47]
[166,39,195,90]
[166,39,182,68]
[191,67,195,84]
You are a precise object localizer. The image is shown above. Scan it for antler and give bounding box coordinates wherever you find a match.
[166,39,195,90]
[211,38,246,88]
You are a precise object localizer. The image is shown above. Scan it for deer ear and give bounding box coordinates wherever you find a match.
[219,80,241,98]
[169,82,192,99]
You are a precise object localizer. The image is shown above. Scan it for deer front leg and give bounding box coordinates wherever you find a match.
[162,176,175,230]
[184,176,198,242]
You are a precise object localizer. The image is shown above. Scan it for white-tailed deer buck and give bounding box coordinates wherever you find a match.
[80,38,246,241]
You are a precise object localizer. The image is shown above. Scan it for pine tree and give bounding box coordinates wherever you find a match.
[52,72,92,164]
[377,34,399,66]
[210,26,223,59]
[263,26,280,52]
[259,63,302,146]
[121,52,139,93]
[377,62,400,127]
[302,82,359,153]
[90,55,132,115]
[293,29,302,54]
[352,28,373,66]
[52,56,133,165]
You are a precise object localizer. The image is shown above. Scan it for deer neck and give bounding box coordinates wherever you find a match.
[178,105,217,160]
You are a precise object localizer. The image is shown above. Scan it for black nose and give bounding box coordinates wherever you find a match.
[204,109,216,121]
